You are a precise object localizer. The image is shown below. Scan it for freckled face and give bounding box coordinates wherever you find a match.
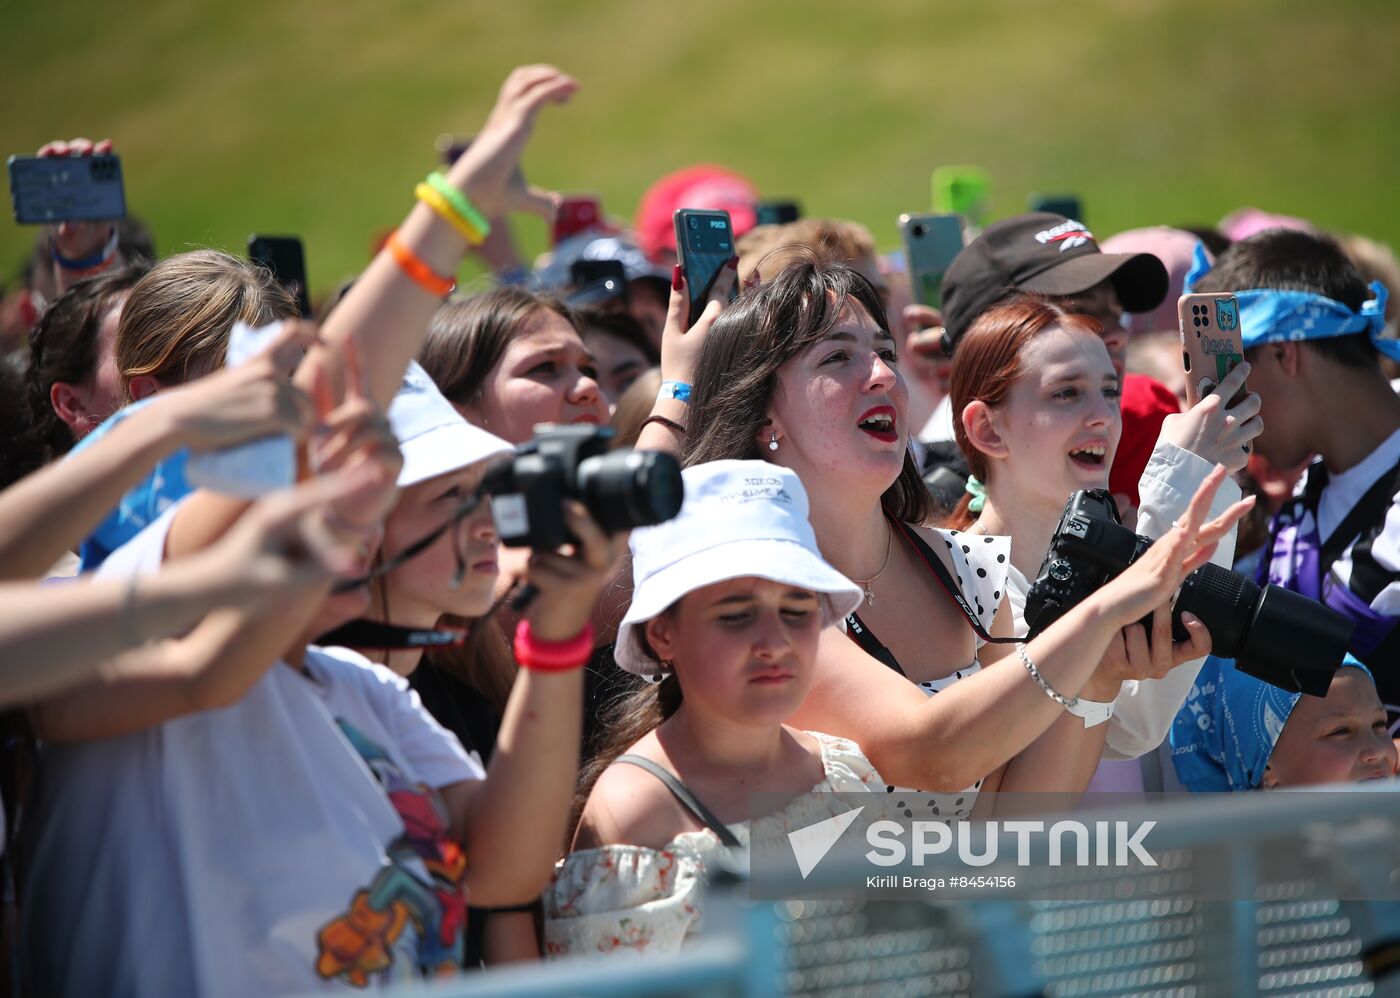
[769,300,908,492]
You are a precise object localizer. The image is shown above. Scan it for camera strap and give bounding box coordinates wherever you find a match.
[313,619,470,650]
[888,518,1017,646]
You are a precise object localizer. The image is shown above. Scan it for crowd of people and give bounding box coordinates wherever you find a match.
[1,64,1398,994]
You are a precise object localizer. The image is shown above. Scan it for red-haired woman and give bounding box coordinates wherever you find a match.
[947,294,1260,766]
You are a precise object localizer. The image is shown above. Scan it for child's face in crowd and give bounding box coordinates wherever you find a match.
[1264,670,1398,787]
[987,326,1122,507]
[379,464,500,623]
[468,311,609,443]
[769,299,908,491]
[584,330,650,415]
[646,577,823,727]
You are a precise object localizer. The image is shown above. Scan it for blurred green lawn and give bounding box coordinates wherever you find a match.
[4,0,1399,298]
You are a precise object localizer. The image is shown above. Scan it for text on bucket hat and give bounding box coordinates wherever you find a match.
[388,361,512,488]
[941,212,1169,345]
[613,460,862,676]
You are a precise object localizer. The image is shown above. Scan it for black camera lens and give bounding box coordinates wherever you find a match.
[1173,562,1354,696]
[577,450,683,534]
[688,216,699,230]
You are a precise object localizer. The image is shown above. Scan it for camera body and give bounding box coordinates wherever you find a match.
[1025,490,1150,634]
[482,425,683,549]
[1026,489,1353,696]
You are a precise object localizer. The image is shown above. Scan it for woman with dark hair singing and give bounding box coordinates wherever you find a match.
[636,257,1250,808]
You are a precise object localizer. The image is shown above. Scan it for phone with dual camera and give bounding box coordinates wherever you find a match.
[899,212,965,309]
[673,208,737,326]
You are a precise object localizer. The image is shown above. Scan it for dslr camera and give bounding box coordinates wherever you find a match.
[482,425,683,549]
[1024,489,1353,696]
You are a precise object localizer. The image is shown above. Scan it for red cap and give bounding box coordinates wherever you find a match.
[1109,374,1180,507]
[635,165,759,263]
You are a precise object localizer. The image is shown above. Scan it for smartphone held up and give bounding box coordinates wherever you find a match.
[674,208,737,325]
[8,154,127,225]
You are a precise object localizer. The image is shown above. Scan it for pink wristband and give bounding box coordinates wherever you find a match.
[513,620,594,672]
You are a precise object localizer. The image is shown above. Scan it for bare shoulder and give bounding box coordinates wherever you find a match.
[572,738,695,852]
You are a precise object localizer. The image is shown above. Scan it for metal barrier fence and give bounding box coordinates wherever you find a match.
[368,787,1400,998]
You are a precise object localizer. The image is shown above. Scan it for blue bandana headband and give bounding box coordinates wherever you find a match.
[1184,242,1396,359]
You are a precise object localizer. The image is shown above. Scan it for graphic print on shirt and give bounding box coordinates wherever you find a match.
[315,720,468,987]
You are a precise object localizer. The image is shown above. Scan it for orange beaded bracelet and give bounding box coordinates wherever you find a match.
[384,230,455,297]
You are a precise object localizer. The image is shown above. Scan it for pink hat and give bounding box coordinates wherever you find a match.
[1218,207,1314,243]
[1101,226,1212,335]
[635,165,759,263]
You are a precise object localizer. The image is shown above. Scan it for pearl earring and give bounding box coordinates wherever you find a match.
[769,430,779,452]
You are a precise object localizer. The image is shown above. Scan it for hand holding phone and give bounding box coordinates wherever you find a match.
[899,213,965,309]
[674,209,738,325]
[1173,292,1260,463]
[9,149,126,225]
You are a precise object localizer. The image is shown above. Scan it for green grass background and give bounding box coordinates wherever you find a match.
[4,0,1399,296]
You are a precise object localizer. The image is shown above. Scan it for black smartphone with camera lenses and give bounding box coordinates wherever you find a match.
[899,212,965,308]
[673,208,736,326]
[248,234,312,318]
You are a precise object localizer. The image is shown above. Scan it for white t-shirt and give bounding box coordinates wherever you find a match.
[22,504,482,998]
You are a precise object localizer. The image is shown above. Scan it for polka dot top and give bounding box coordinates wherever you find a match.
[854,526,1012,820]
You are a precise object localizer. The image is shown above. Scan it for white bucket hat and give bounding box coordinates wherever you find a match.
[614,460,863,675]
[388,361,513,487]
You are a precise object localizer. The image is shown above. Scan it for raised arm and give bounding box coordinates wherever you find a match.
[0,322,315,580]
[162,66,577,565]
[441,503,627,905]
[794,468,1252,792]
[30,396,401,741]
[311,65,578,408]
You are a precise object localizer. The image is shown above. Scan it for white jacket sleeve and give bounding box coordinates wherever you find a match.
[1102,441,1241,760]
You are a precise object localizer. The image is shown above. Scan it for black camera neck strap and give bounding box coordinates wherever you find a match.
[313,620,469,651]
[846,518,1016,667]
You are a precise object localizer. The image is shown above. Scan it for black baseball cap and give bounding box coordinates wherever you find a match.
[942,212,1169,345]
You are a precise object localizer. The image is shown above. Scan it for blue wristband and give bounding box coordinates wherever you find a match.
[658,381,691,404]
[51,226,119,272]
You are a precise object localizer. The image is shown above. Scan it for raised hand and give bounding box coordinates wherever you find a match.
[1158,361,1263,473]
[37,137,118,264]
[659,258,739,386]
[523,502,628,641]
[451,65,578,219]
[1093,465,1255,630]
[158,320,319,452]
